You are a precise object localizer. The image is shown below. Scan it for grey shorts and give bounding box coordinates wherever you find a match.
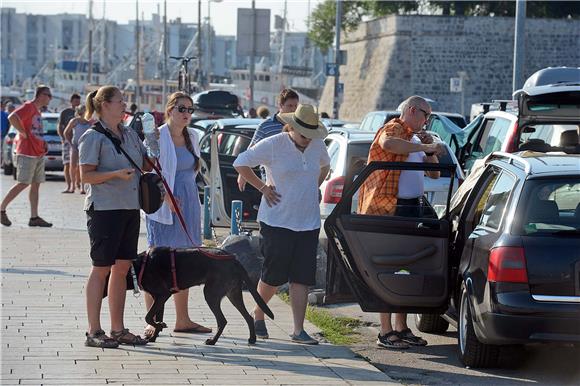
[62,142,71,164]
[16,155,45,184]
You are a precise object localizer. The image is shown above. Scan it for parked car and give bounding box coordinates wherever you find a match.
[40,112,63,172]
[459,83,580,173]
[359,111,467,153]
[2,126,17,175]
[320,128,464,219]
[325,152,580,368]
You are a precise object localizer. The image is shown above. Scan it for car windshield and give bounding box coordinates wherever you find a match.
[42,118,58,136]
[514,178,580,236]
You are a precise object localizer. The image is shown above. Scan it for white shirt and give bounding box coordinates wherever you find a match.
[233,133,330,231]
[398,135,426,199]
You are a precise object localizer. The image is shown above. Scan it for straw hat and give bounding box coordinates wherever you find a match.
[278,104,328,139]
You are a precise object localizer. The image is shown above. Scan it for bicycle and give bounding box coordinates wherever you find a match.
[170,56,196,94]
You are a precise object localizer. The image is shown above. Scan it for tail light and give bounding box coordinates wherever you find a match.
[488,246,528,283]
[503,122,519,153]
[323,176,345,204]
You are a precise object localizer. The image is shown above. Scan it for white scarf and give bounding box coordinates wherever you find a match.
[146,123,200,224]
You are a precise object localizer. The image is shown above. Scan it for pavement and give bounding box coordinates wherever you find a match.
[0,173,397,386]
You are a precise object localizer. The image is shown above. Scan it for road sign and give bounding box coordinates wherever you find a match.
[326,63,338,77]
[450,77,463,93]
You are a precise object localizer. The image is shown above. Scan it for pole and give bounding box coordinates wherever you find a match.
[279,0,287,72]
[249,0,256,109]
[162,0,167,98]
[88,0,93,84]
[512,0,526,92]
[207,0,211,83]
[197,0,203,90]
[135,0,141,107]
[332,0,342,119]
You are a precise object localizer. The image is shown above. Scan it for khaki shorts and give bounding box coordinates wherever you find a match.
[16,155,46,184]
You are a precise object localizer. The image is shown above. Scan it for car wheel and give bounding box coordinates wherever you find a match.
[458,283,500,368]
[415,313,449,334]
[3,163,13,175]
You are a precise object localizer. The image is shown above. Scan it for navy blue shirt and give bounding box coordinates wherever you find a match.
[249,113,284,146]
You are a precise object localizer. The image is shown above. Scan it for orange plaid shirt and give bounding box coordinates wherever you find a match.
[357,118,414,215]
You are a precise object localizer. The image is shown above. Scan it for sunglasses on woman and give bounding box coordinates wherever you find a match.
[177,106,195,114]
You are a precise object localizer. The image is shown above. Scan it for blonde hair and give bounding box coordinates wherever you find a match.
[85,85,120,120]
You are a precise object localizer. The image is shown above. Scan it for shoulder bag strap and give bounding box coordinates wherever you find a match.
[92,122,144,175]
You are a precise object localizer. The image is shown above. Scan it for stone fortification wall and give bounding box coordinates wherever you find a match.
[319,15,580,121]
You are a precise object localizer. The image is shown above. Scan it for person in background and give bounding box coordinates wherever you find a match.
[1,85,53,228]
[0,100,9,145]
[79,86,152,348]
[357,95,444,349]
[129,104,138,116]
[142,91,211,340]
[58,93,81,193]
[256,105,270,119]
[64,105,93,194]
[248,107,258,118]
[234,104,330,345]
[237,88,299,191]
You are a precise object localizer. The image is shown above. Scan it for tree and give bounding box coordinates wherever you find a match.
[307,0,418,52]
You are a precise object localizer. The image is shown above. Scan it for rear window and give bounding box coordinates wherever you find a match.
[514,178,580,236]
[519,124,579,149]
[42,118,58,136]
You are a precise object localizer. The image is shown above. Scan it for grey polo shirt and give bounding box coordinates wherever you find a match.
[79,122,147,211]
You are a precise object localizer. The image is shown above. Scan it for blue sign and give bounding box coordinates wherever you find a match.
[325,63,338,77]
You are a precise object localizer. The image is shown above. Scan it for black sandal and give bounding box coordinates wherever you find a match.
[85,329,119,348]
[377,331,410,349]
[397,328,428,346]
[111,328,148,345]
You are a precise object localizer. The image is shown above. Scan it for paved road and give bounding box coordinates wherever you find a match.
[0,172,395,385]
[327,302,580,385]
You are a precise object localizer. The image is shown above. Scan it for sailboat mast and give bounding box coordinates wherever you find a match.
[88,0,93,84]
[135,0,141,107]
[162,0,168,97]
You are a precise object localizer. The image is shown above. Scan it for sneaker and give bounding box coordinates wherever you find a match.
[28,217,53,227]
[254,319,269,339]
[290,330,319,345]
[1,211,11,227]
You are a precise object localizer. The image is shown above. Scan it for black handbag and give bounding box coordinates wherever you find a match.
[92,122,164,214]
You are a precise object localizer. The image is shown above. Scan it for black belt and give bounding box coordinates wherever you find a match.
[397,198,421,205]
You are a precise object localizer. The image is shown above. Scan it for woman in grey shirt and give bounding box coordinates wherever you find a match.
[79,86,152,348]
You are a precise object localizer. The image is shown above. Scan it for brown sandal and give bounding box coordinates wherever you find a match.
[111,328,148,345]
[85,329,119,348]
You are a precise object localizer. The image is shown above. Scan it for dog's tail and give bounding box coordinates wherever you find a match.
[235,262,274,320]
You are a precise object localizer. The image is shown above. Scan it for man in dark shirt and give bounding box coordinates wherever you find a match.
[58,93,81,193]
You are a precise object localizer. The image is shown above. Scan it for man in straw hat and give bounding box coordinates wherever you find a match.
[234,104,330,345]
[358,95,445,349]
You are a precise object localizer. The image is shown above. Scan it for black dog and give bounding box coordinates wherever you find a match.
[134,246,274,345]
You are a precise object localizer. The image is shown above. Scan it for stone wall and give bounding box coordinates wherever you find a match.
[319,15,580,121]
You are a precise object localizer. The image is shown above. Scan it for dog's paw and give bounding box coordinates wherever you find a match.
[204,338,216,345]
[248,337,256,345]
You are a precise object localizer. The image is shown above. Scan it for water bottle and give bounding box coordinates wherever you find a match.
[142,112,159,158]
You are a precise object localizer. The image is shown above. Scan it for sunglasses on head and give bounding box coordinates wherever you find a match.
[177,106,194,114]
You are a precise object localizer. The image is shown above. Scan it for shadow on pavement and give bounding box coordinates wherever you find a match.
[1,267,86,278]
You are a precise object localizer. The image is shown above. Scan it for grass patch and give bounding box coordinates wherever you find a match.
[278,292,361,345]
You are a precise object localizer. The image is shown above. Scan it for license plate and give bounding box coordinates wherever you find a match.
[48,143,60,152]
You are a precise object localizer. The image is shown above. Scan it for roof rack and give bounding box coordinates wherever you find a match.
[488,152,531,173]
[490,99,518,113]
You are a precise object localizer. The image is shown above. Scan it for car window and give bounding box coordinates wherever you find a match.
[478,171,516,230]
[515,179,580,235]
[219,133,251,156]
[371,114,386,132]
[481,118,511,156]
[326,140,341,172]
[520,124,579,148]
[200,135,210,153]
[359,115,372,131]
[473,119,496,154]
[42,118,58,136]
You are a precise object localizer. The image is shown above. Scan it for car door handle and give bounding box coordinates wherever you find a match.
[417,222,439,230]
[371,245,437,266]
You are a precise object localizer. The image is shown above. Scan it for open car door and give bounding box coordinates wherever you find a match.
[209,125,261,229]
[324,161,456,313]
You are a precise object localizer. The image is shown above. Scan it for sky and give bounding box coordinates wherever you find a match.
[2,0,323,36]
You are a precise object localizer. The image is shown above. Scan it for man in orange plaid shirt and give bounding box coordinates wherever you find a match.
[358,95,445,349]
